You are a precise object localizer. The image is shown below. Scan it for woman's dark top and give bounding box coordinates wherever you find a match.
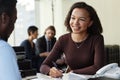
[20,39,37,68]
[40,33,105,75]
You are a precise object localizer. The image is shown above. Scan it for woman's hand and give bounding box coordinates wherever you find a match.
[39,52,49,57]
[56,58,65,65]
[49,67,63,78]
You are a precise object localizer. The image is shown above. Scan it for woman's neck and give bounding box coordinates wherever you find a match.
[28,36,34,47]
[71,32,88,42]
[28,36,33,42]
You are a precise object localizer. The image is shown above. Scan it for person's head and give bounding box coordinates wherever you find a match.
[28,25,38,39]
[64,2,103,35]
[0,0,17,41]
[44,25,56,40]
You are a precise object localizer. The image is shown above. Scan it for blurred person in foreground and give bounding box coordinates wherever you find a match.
[0,0,22,80]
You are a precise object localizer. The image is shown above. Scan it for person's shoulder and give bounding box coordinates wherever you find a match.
[59,33,70,40]
[37,35,45,40]
[0,40,10,47]
[61,33,70,37]
[52,37,56,41]
[92,34,103,38]
[20,39,29,45]
[0,40,14,52]
[23,39,29,42]
[89,34,104,40]
[21,39,29,44]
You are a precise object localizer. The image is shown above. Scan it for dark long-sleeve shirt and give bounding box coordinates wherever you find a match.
[20,39,36,60]
[40,33,105,75]
[20,39,38,68]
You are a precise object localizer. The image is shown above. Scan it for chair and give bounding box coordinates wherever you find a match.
[105,45,120,66]
[12,46,36,78]
[13,46,26,60]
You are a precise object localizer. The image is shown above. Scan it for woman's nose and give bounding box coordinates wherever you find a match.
[74,19,79,25]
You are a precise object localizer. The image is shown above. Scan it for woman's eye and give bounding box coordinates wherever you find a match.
[79,18,86,21]
[71,17,75,20]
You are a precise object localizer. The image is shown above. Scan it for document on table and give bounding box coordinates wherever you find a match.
[37,73,62,80]
[36,72,93,80]
[63,72,93,80]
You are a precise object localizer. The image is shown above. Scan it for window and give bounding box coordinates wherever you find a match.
[8,0,35,46]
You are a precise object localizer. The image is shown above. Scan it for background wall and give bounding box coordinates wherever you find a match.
[35,0,120,45]
[35,0,66,38]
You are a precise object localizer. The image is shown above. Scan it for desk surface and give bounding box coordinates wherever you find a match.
[22,75,37,80]
[22,73,120,80]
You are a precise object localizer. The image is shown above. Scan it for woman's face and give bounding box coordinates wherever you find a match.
[69,8,92,34]
[31,31,38,39]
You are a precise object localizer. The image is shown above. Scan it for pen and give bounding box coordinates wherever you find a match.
[52,61,70,73]
[65,65,70,73]
[52,61,59,69]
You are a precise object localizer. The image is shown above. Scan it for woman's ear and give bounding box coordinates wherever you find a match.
[88,20,93,27]
[0,12,9,24]
[29,31,33,36]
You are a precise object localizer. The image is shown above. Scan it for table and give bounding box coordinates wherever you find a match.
[22,73,120,80]
[22,75,37,80]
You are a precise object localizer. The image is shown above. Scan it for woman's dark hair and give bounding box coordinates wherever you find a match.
[28,25,38,36]
[44,25,56,36]
[64,2,103,35]
[0,0,17,17]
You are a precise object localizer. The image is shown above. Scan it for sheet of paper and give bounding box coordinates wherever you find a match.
[62,72,93,80]
[37,73,94,80]
[37,73,62,80]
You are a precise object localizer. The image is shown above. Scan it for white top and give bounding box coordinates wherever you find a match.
[0,40,22,80]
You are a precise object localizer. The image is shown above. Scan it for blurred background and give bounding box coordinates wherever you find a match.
[8,0,120,46]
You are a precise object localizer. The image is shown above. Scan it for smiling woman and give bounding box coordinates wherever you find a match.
[40,2,105,78]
